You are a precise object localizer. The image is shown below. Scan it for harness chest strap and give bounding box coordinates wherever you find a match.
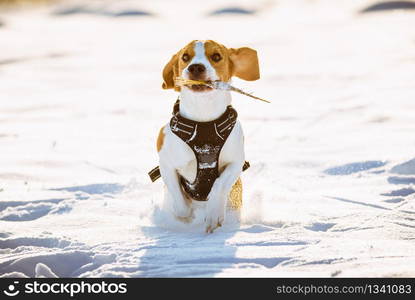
[148,161,250,183]
[148,99,250,201]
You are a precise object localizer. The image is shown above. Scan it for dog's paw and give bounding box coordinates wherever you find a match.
[205,201,225,234]
[172,201,193,223]
[176,213,194,223]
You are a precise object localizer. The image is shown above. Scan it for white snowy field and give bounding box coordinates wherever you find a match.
[0,0,415,278]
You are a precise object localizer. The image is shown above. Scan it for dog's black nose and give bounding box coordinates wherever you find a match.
[188,64,206,76]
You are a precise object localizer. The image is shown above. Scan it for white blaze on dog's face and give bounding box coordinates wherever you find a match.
[181,41,219,92]
[162,40,260,92]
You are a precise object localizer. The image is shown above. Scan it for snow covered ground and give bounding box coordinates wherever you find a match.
[0,0,415,277]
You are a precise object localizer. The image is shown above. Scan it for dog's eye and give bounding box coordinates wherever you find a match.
[182,53,190,62]
[211,53,222,62]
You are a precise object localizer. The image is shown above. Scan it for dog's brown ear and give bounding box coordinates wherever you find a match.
[229,47,260,81]
[162,53,179,90]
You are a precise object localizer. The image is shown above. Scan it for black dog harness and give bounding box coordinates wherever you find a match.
[148,99,249,201]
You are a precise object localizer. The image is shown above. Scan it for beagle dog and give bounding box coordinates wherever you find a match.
[156,40,260,233]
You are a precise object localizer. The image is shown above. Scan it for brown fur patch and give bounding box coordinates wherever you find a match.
[156,126,165,152]
[204,40,233,82]
[203,40,260,82]
[162,40,196,91]
[229,47,260,81]
[161,40,260,90]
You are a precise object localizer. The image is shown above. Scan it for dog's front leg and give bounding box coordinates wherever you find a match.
[205,162,243,233]
[159,163,193,222]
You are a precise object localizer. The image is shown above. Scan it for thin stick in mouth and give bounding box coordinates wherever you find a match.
[174,77,271,103]
[175,78,209,87]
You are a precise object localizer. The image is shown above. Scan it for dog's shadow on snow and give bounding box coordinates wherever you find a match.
[137,226,236,277]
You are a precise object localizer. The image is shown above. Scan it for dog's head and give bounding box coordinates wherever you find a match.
[162,40,260,92]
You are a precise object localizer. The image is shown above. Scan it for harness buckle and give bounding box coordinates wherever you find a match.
[171,115,179,132]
